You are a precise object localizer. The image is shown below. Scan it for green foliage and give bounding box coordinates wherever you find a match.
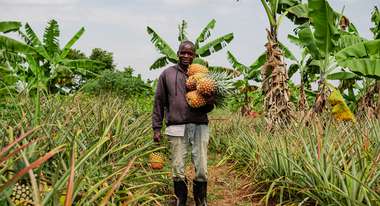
[370,6,380,39]
[147,19,234,70]
[82,67,153,98]
[89,48,116,71]
[0,94,168,205]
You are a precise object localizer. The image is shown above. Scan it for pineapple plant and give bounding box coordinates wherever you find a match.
[10,181,33,206]
[149,152,165,170]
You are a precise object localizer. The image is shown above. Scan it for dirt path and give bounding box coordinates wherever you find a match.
[183,158,254,206]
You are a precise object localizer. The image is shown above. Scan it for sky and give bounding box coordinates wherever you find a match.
[1,0,379,81]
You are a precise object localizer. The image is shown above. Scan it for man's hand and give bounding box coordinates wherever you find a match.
[153,131,162,143]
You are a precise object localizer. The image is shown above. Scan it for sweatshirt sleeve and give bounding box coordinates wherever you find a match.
[152,72,167,132]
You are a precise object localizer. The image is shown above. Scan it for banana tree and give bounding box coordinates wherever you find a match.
[256,0,306,127]
[227,51,265,114]
[4,19,104,93]
[147,19,234,71]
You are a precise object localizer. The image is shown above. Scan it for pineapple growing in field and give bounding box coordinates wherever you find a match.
[186,91,207,108]
[11,181,33,206]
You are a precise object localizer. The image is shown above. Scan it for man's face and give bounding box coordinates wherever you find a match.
[177,44,195,67]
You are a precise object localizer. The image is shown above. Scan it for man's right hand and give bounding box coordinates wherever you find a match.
[153,131,162,143]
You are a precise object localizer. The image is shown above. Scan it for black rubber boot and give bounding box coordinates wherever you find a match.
[174,180,188,206]
[193,180,207,206]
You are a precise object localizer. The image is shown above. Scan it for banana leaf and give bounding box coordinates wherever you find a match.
[43,19,60,56]
[0,21,21,33]
[227,51,248,73]
[149,56,170,70]
[178,20,188,42]
[195,19,216,49]
[308,0,340,56]
[0,35,35,54]
[196,33,234,57]
[60,27,85,59]
[146,26,178,63]
[286,3,309,24]
[335,39,380,79]
[327,71,359,80]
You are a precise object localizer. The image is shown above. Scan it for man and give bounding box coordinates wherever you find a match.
[152,40,214,206]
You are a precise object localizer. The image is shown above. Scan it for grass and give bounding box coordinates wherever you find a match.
[1,93,379,205]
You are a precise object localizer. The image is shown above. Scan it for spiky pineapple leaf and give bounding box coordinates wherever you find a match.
[149,56,170,70]
[196,33,234,57]
[0,21,22,33]
[178,20,188,42]
[43,19,60,56]
[195,19,216,49]
[147,26,178,63]
[60,27,85,59]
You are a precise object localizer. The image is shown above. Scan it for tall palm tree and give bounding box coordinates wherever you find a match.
[147,19,234,70]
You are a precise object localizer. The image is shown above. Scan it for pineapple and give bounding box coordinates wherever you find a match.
[186,91,207,108]
[11,181,33,206]
[187,64,208,76]
[149,152,164,170]
[197,78,216,96]
[186,73,206,91]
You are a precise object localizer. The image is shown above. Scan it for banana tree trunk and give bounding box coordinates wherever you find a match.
[299,79,308,111]
[357,83,376,119]
[376,80,380,118]
[262,29,293,128]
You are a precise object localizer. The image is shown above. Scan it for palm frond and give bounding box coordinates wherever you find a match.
[195,19,216,49]
[196,33,234,57]
[146,26,178,63]
[227,51,248,73]
[149,56,169,70]
[178,20,188,42]
[25,23,50,60]
[43,19,60,56]
[0,21,22,33]
[60,27,85,59]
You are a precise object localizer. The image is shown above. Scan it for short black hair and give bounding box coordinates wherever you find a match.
[178,40,195,51]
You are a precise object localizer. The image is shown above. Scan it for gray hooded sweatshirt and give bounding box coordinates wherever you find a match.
[152,64,214,132]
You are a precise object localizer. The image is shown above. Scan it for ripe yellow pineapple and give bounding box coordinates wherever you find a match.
[197,78,216,96]
[186,91,207,108]
[187,64,208,76]
[11,181,33,206]
[149,152,164,170]
[186,73,206,91]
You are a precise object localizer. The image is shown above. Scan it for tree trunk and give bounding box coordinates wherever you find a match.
[299,79,308,112]
[262,29,293,129]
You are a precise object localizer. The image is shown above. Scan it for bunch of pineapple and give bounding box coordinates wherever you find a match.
[10,181,33,206]
[185,64,234,108]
